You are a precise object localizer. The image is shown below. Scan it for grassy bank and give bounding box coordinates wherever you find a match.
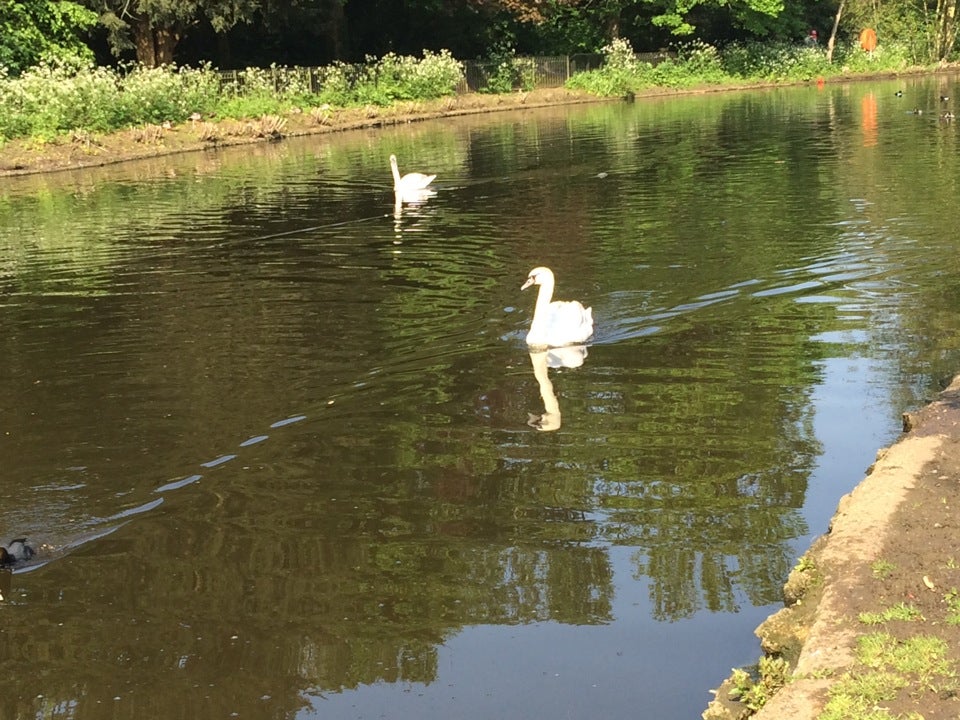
[0,37,940,148]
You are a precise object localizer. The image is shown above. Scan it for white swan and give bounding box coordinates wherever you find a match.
[521,267,594,347]
[390,154,436,194]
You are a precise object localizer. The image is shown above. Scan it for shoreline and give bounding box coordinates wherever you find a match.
[0,87,607,178]
[3,66,956,179]
[704,377,960,719]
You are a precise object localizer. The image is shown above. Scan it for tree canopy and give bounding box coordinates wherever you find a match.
[3,0,958,71]
[0,0,97,73]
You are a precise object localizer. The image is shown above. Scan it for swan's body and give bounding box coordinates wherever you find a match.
[390,154,436,194]
[521,267,593,347]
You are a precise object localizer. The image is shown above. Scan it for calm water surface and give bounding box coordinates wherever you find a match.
[2,75,960,719]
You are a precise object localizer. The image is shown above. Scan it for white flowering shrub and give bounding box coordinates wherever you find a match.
[0,60,118,139]
[315,50,464,106]
[117,64,220,124]
[721,42,831,80]
[315,62,359,106]
[371,50,464,102]
[567,37,650,95]
[0,61,225,140]
[602,38,640,73]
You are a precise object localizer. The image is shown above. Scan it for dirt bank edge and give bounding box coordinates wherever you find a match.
[0,88,611,177]
[703,375,960,720]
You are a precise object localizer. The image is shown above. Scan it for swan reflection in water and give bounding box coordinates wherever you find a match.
[527,345,588,431]
[393,186,437,220]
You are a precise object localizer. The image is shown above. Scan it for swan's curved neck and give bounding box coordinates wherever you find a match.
[390,157,401,187]
[531,277,555,327]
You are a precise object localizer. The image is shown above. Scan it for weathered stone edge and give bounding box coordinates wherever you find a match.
[703,376,960,720]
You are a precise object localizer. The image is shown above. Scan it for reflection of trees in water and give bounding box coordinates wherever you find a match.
[0,493,614,719]
[17,87,960,716]
[522,317,820,621]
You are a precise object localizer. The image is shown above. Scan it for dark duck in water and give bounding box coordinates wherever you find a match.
[0,539,35,567]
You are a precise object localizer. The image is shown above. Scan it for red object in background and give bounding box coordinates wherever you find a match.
[860,28,878,52]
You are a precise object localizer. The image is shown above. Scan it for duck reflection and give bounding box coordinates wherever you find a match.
[527,345,588,431]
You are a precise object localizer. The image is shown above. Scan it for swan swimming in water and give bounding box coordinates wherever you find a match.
[521,267,593,348]
[390,154,436,194]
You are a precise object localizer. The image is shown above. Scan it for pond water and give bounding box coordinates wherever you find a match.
[2,74,960,719]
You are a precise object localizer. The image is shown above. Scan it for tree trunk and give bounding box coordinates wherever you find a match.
[129,13,181,67]
[131,14,157,67]
[606,13,620,40]
[826,0,845,63]
[603,1,621,41]
[935,0,958,62]
[154,25,179,65]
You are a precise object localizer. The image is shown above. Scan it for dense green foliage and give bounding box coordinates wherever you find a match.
[0,0,957,143]
[566,36,925,96]
[0,0,97,73]
[0,51,465,142]
[1,0,949,71]
[0,62,220,139]
[0,33,940,143]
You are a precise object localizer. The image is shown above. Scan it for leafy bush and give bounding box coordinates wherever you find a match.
[831,40,916,73]
[315,62,361,106]
[566,38,648,96]
[0,38,936,144]
[0,59,118,139]
[565,34,933,98]
[374,50,464,100]
[116,63,220,125]
[480,55,535,93]
[673,40,726,83]
[314,50,463,106]
[721,41,833,80]
[0,49,466,141]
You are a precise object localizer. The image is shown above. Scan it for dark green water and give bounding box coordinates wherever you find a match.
[1,74,959,719]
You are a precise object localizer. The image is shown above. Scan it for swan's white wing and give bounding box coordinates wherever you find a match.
[399,172,436,191]
[542,301,593,345]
